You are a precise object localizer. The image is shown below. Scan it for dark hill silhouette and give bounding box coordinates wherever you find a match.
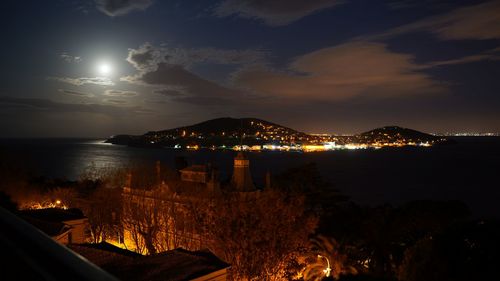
[355,126,443,144]
[106,120,449,148]
[106,117,310,147]
[146,117,304,137]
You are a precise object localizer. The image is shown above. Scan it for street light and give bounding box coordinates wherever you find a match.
[317,254,331,277]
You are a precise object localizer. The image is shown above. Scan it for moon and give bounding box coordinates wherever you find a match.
[97,63,112,76]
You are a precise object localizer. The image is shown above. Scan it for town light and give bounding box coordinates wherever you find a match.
[318,254,331,277]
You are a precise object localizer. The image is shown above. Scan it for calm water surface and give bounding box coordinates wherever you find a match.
[1,137,499,217]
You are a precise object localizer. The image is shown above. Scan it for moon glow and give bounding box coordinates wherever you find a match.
[97,63,112,76]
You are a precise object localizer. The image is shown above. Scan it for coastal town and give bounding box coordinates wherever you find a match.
[107,118,449,152]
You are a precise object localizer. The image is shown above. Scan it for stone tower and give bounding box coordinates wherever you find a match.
[231,152,255,192]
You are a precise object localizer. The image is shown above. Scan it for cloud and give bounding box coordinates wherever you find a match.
[184,47,267,65]
[123,62,242,105]
[0,96,148,115]
[123,41,450,105]
[103,98,128,104]
[94,0,153,16]
[126,43,158,71]
[60,52,82,63]
[368,1,500,41]
[213,0,343,26]
[143,98,168,104]
[58,89,94,97]
[126,43,266,71]
[422,47,500,68]
[122,43,265,105]
[385,0,452,10]
[152,88,185,97]
[231,41,445,101]
[49,77,114,86]
[104,89,139,97]
[359,2,500,70]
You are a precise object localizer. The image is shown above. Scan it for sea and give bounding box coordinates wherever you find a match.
[1,137,499,218]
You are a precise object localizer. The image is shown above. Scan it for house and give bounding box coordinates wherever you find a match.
[19,208,89,244]
[119,153,262,253]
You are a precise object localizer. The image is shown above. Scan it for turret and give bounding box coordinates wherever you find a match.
[265,170,272,189]
[231,152,255,192]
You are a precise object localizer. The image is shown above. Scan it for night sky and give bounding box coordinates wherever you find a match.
[1,0,499,137]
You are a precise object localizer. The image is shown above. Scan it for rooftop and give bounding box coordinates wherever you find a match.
[19,208,87,222]
[113,248,229,281]
[69,242,141,268]
[20,216,71,237]
[70,243,230,281]
[181,164,209,173]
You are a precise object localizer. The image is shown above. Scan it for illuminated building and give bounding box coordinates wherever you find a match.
[120,161,224,253]
[119,153,260,254]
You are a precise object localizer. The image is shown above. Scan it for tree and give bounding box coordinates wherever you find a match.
[192,189,318,280]
[0,191,18,212]
[46,187,78,208]
[84,186,122,243]
[304,235,358,280]
[122,187,167,254]
[76,164,128,243]
[397,219,500,281]
[119,162,201,254]
[316,200,470,279]
[272,163,348,219]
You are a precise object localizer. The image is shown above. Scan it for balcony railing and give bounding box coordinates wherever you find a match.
[0,206,119,281]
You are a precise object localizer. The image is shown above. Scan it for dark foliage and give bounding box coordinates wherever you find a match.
[317,200,471,278]
[398,219,500,281]
[0,191,18,212]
